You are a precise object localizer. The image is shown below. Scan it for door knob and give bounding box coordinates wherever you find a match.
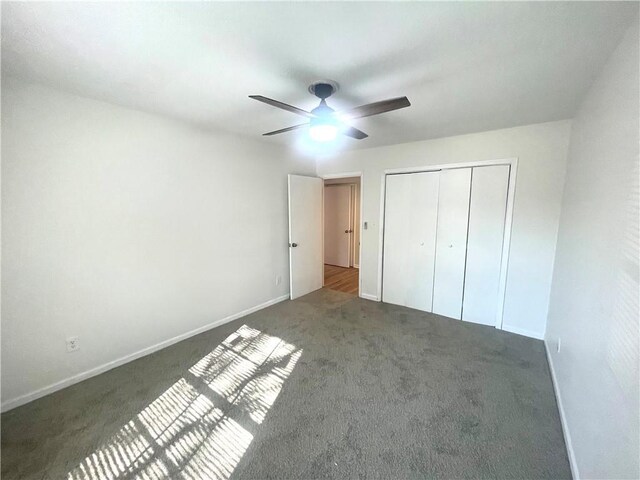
[345,230,350,233]
[289,243,298,247]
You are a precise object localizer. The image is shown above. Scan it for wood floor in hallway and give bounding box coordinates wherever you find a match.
[324,264,359,295]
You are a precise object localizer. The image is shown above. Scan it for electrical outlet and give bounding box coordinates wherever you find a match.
[556,337,561,353]
[275,275,282,286]
[66,336,80,353]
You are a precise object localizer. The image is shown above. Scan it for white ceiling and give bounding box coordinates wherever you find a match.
[2,2,637,151]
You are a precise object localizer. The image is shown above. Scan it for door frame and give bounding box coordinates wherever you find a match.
[377,158,518,330]
[323,183,353,268]
[321,171,363,297]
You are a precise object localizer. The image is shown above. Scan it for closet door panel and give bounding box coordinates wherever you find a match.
[383,172,439,312]
[382,174,411,307]
[462,165,510,325]
[432,168,471,319]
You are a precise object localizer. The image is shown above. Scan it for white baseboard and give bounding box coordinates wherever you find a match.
[1,294,290,412]
[359,293,379,302]
[354,264,360,269]
[545,340,579,480]
[502,324,544,340]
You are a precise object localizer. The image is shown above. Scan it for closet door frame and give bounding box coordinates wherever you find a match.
[377,157,518,330]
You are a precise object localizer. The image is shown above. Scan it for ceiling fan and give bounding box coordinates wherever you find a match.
[249,81,411,142]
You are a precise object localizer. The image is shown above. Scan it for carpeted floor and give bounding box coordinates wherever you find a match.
[1,289,571,479]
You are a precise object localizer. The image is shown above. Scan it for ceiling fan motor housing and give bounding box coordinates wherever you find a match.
[311,101,335,120]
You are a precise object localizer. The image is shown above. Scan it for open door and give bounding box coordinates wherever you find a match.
[324,184,352,267]
[288,174,323,299]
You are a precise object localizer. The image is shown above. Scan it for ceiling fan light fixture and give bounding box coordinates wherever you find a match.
[309,123,338,142]
[250,81,410,142]
[309,113,338,142]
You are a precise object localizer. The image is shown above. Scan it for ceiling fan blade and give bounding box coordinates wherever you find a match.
[249,95,315,118]
[263,123,308,136]
[339,96,411,120]
[342,126,368,140]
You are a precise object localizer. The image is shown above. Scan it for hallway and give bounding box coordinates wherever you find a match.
[324,264,359,295]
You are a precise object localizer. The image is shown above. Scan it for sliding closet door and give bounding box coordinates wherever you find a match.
[383,172,439,312]
[432,168,471,319]
[462,165,510,325]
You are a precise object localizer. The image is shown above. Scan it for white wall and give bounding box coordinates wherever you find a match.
[545,20,639,480]
[1,78,315,410]
[317,120,571,339]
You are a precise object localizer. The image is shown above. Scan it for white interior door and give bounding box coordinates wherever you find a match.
[432,168,472,319]
[462,165,510,325]
[288,174,323,300]
[383,172,440,312]
[324,184,352,268]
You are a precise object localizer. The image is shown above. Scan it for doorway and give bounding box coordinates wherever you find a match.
[323,176,361,295]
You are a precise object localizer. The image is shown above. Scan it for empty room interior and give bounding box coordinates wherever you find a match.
[1,2,639,479]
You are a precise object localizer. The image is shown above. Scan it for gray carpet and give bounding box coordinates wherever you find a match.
[1,289,571,479]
